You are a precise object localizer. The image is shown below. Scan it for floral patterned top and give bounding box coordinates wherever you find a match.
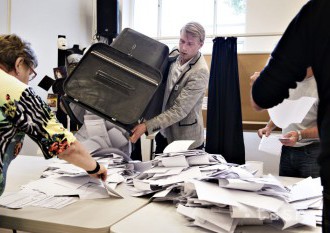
[0,70,76,195]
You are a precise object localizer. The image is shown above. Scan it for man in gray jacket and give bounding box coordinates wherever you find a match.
[130,22,209,153]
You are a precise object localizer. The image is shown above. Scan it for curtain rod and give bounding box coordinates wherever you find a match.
[154,32,283,41]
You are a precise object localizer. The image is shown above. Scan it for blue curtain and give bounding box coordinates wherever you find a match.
[205,37,245,165]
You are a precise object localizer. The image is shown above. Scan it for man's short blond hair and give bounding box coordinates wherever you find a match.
[180,22,206,43]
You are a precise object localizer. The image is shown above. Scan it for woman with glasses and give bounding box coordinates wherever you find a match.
[0,34,107,196]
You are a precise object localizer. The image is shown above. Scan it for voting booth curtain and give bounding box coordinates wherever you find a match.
[205,37,245,165]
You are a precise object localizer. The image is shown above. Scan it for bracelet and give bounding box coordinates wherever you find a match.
[296,130,302,142]
[87,161,100,174]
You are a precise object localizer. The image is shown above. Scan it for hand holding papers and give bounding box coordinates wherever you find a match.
[258,96,316,156]
[278,137,291,143]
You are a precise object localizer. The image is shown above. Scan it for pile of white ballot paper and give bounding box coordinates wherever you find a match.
[128,146,322,232]
[0,140,323,232]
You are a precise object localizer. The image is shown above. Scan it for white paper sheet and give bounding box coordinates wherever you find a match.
[102,181,124,198]
[187,155,211,165]
[231,202,270,219]
[268,96,316,128]
[288,177,323,202]
[159,155,189,167]
[84,119,111,146]
[77,182,110,199]
[177,204,237,233]
[150,167,202,186]
[152,167,186,178]
[192,180,239,207]
[218,178,264,191]
[193,180,285,213]
[258,134,283,156]
[163,140,195,153]
[0,191,78,209]
[275,202,301,229]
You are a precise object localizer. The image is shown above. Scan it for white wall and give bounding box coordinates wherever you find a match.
[4,0,96,155]
[10,0,95,98]
[0,0,9,34]
[242,0,308,52]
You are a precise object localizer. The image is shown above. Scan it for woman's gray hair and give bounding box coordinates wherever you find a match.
[180,22,206,43]
[0,34,38,72]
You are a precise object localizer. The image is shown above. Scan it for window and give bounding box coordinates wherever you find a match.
[132,0,158,37]
[161,0,214,37]
[122,0,308,54]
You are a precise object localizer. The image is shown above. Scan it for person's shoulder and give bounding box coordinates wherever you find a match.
[0,70,29,101]
[194,53,209,70]
[169,47,180,57]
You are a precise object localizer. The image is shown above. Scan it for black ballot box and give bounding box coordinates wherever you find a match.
[62,28,169,134]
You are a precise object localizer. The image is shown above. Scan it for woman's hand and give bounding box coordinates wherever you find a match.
[88,163,108,181]
[58,141,108,181]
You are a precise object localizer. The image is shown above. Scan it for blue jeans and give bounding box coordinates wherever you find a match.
[280,143,320,178]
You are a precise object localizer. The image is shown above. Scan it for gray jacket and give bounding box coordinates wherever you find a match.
[145,49,209,149]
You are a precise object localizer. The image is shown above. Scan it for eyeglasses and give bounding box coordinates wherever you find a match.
[25,61,37,81]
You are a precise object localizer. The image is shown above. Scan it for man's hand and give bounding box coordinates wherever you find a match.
[130,123,147,143]
[280,131,299,146]
[257,126,272,138]
[249,72,260,86]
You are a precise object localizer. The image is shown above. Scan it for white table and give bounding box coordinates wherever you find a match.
[0,155,150,233]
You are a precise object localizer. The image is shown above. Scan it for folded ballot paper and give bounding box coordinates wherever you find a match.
[102,181,124,198]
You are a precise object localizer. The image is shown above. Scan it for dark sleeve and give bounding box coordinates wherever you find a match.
[252,0,317,109]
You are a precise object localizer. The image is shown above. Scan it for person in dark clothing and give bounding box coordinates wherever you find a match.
[250,0,330,231]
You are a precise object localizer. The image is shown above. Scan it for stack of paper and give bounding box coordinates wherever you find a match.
[129,149,228,197]
[287,177,323,225]
[0,157,127,209]
[175,176,322,232]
